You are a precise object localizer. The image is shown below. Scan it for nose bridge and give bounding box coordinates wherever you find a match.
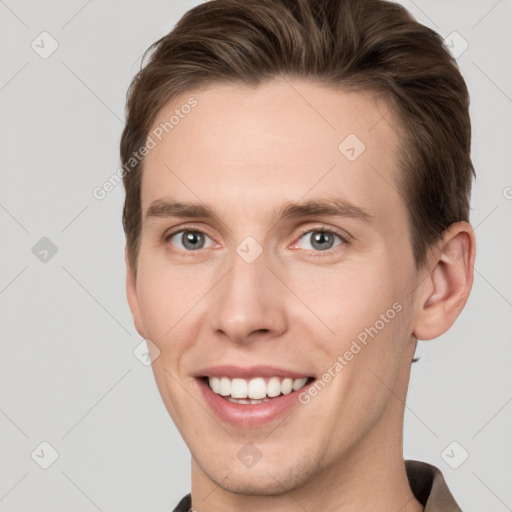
[209,240,287,342]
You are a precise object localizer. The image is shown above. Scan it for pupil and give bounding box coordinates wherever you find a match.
[183,231,203,250]
[312,232,333,250]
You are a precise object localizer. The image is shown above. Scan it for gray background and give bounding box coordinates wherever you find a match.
[1,0,511,511]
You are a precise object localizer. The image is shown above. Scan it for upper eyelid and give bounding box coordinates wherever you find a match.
[164,224,216,241]
[164,223,346,237]
[296,225,347,239]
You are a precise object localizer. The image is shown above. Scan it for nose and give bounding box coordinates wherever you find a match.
[208,246,288,344]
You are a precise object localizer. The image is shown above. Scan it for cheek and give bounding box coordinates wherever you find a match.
[284,258,409,393]
[137,276,171,336]
[135,250,216,350]
[285,260,397,335]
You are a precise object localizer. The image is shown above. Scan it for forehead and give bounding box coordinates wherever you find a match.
[141,78,406,231]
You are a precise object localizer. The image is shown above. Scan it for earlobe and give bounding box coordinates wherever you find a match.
[125,248,147,338]
[412,222,476,341]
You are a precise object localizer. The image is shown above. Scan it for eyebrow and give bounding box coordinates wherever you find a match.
[144,197,374,225]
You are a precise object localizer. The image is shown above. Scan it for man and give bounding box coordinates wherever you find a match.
[121,0,476,510]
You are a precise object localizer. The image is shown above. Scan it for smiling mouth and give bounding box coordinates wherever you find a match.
[202,376,315,404]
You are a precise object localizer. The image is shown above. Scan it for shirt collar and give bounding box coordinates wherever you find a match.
[405,459,463,511]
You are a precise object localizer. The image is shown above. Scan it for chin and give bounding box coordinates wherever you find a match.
[200,454,320,496]
[217,472,296,496]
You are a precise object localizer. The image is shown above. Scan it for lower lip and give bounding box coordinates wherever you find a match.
[197,378,314,426]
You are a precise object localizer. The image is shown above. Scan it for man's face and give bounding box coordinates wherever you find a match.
[127,78,423,494]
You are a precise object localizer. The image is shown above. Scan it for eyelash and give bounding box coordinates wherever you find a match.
[163,224,349,257]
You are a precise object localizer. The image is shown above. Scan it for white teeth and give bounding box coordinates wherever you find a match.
[209,377,220,394]
[267,377,281,397]
[281,378,293,395]
[207,376,309,400]
[292,378,308,391]
[292,377,306,391]
[227,397,272,404]
[219,377,231,396]
[231,378,247,398]
[247,377,267,399]
[227,397,250,404]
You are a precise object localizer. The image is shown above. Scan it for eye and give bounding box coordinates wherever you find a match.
[167,230,215,251]
[295,228,346,252]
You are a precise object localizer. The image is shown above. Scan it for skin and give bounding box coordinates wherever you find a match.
[126,77,476,512]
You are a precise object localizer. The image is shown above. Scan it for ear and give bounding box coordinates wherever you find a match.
[412,221,476,341]
[125,247,147,338]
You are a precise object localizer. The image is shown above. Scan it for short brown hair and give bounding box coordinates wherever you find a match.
[121,0,474,273]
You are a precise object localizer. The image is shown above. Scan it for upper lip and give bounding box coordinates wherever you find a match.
[195,365,314,380]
